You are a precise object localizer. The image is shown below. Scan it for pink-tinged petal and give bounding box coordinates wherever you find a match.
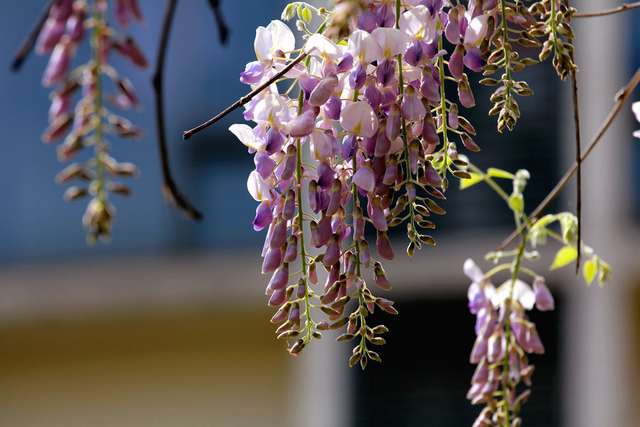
[368,196,387,231]
[464,258,485,283]
[470,335,487,364]
[445,10,460,44]
[464,15,489,47]
[42,41,71,87]
[371,27,411,59]
[240,61,265,85]
[458,76,476,108]
[449,44,465,80]
[36,18,65,55]
[401,85,427,122]
[353,162,375,193]
[309,74,338,106]
[348,29,383,65]
[533,276,555,311]
[340,101,379,138]
[323,234,341,267]
[376,231,395,260]
[284,108,317,138]
[262,247,283,274]
[464,48,483,72]
[253,201,273,231]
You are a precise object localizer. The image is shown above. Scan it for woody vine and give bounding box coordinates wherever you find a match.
[15,1,640,426]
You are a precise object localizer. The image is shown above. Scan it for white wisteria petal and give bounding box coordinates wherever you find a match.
[267,20,296,56]
[492,279,535,310]
[399,6,437,44]
[464,258,485,283]
[248,170,273,203]
[254,26,273,62]
[632,101,640,121]
[464,15,489,47]
[306,34,343,61]
[371,27,411,59]
[340,101,379,138]
[348,29,383,65]
[253,93,289,127]
[229,124,266,151]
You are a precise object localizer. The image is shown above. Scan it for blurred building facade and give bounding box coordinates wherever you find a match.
[0,0,639,426]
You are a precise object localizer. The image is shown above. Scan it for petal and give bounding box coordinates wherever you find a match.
[340,101,379,138]
[348,30,383,65]
[229,124,266,151]
[267,20,296,56]
[247,170,273,203]
[464,15,489,47]
[306,34,342,61]
[254,26,273,62]
[371,27,411,59]
[464,258,484,282]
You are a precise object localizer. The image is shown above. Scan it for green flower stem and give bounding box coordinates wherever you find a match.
[499,0,513,102]
[485,263,537,280]
[437,34,449,176]
[296,83,313,344]
[90,1,107,205]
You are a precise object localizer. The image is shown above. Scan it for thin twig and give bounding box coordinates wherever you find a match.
[153,0,203,220]
[206,0,230,44]
[183,52,309,140]
[567,0,582,274]
[11,0,57,72]
[573,1,640,18]
[496,65,640,251]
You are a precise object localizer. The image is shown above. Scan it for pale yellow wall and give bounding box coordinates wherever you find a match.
[0,307,289,427]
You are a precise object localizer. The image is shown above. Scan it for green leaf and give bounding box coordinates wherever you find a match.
[459,172,483,189]
[550,246,578,270]
[487,168,514,179]
[302,7,312,23]
[583,259,596,286]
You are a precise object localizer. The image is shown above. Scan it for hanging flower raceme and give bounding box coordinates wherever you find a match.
[36,0,146,242]
[464,258,553,427]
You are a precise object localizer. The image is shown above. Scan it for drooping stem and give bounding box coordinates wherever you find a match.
[91,1,108,206]
[573,1,640,18]
[496,65,640,251]
[153,0,203,220]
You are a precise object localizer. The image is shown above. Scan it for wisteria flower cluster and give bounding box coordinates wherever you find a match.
[36,0,147,242]
[456,161,610,425]
[228,0,584,368]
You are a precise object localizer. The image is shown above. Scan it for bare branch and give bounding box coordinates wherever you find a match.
[11,0,57,72]
[183,52,308,140]
[496,65,640,251]
[206,0,230,44]
[573,1,640,18]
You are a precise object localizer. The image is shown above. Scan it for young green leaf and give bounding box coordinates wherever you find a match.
[550,246,578,270]
[487,168,514,179]
[459,172,483,189]
[583,258,596,286]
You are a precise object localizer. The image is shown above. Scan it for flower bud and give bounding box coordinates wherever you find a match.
[376,231,395,261]
[533,276,554,311]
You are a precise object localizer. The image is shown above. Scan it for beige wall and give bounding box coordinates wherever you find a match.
[0,307,289,427]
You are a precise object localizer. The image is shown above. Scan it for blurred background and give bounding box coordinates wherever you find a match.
[0,0,639,426]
